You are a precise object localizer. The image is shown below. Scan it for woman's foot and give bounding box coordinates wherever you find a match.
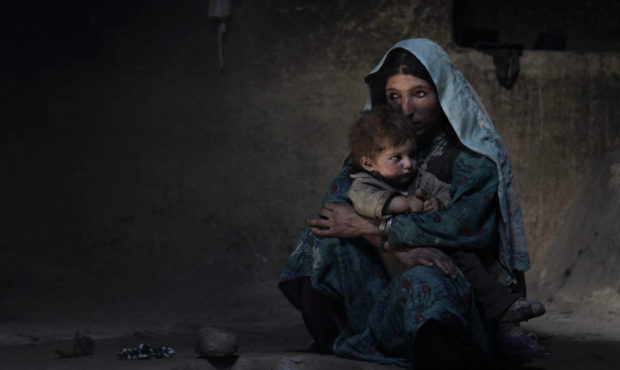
[497,323,549,359]
[500,298,546,323]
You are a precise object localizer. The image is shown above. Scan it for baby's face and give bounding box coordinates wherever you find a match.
[369,140,418,188]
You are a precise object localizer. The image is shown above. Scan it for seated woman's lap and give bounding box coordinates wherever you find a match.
[300,236,478,358]
[327,263,482,364]
[364,265,475,353]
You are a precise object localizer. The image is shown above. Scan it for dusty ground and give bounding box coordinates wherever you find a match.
[2,284,620,370]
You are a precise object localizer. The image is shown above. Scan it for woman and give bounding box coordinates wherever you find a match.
[279,39,540,368]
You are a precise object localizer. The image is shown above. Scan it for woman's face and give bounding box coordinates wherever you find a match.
[385,73,443,140]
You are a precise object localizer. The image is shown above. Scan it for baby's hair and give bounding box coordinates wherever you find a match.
[348,105,416,170]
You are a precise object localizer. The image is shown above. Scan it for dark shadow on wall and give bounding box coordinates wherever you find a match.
[452,0,620,88]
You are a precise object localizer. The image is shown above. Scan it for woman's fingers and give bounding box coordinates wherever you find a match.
[416,257,434,267]
[325,202,346,210]
[319,203,367,238]
[316,207,333,218]
[435,262,457,278]
[307,205,333,228]
[307,216,335,237]
[430,254,458,279]
[395,249,433,267]
[395,248,458,279]
[307,217,329,228]
[311,227,329,236]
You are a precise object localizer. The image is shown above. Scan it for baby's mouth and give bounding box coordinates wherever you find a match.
[401,172,414,182]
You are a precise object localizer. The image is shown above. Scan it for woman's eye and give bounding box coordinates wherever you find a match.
[387,93,401,102]
[414,90,427,98]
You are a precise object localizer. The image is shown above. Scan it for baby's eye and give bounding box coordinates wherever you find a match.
[390,155,401,161]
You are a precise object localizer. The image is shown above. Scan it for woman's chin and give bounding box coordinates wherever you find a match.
[413,125,430,137]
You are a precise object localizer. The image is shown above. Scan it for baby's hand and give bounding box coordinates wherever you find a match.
[407,195,425,213]
[414,188,431,200]
[423,198,439,212]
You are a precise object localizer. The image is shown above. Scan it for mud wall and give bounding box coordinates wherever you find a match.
[2,0,619,307]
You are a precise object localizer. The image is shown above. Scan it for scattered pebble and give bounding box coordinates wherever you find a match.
[195,326,239,358]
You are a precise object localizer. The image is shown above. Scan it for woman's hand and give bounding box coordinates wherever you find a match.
[307,203,380,238]
[393,247,458,279]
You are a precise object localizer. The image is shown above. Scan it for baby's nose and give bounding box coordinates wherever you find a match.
[402,157,412,169]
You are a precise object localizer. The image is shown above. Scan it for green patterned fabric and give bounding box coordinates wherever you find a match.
[388,151,499,252]
[280,151,495,366]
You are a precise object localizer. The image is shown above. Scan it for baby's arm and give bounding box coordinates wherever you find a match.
[348,173,400,219]
[384,195,423,214]
[348,173,427,217]
[387,188,441,214]
[348,173,436,218]
[400,188,429,213]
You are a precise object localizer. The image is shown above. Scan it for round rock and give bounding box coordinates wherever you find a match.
[195,326,239,358]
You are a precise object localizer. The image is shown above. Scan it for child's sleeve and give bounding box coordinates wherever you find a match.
[347,173,398,219]
[419,171,451,210]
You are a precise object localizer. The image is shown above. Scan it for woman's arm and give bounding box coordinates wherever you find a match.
[307,203,458,277]
[308,202,381,239]
[305,161,459,275]
[306,163,382,239]
[388,152,500,251]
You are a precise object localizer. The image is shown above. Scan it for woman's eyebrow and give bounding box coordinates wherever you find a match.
[386,85,427,90]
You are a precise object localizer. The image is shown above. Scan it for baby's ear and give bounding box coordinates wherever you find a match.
[360,155,374,172]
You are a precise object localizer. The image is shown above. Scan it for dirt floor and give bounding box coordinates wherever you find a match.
[2,284,620,370]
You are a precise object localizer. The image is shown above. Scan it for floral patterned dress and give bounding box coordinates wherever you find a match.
[280,143,497,366]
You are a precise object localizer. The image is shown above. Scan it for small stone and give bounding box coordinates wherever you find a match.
[195,326,239,358]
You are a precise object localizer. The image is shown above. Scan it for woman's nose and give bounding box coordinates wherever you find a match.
[401,97,414,116]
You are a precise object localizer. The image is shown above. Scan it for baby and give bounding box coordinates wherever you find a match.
[346,106,450,277]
